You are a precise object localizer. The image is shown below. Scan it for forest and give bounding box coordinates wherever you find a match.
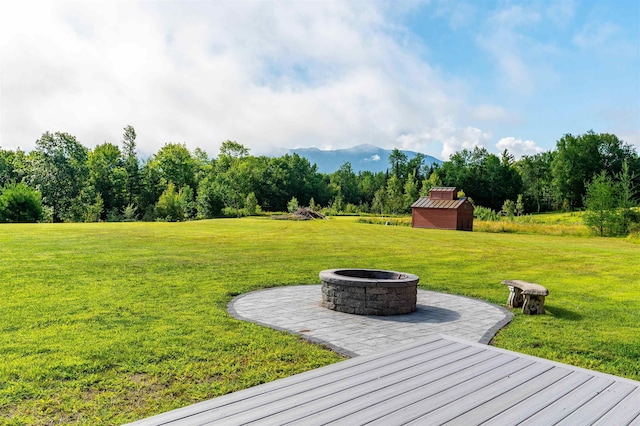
[0,126,638,228]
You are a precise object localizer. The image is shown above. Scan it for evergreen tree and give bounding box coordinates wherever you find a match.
[122,125,141,207]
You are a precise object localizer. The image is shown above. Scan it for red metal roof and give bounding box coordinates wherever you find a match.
[429,187,457,192]
[411,196,469,209]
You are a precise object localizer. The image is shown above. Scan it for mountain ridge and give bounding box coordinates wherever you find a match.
[288,144,443,174]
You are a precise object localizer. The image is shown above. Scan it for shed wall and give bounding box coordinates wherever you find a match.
[412,208,458,229]
[429,190,456,200]
[456,203,474,231]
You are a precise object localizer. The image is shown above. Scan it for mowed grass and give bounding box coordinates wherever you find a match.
[1,218,639,424]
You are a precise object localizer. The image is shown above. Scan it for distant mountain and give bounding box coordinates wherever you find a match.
[289,144,443,174]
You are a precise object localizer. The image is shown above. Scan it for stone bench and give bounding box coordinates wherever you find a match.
[502,280,548,315]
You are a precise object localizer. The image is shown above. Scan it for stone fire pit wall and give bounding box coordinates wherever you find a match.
[320,269,419,316]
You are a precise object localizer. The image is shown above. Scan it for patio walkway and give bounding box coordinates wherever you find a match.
[228,285,513,356]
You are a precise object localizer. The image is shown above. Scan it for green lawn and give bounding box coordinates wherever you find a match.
[1,218,638,424]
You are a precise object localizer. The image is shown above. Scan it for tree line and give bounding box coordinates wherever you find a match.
[0,126,638,225]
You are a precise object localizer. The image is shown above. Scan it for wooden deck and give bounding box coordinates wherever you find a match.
[128,334,640,425]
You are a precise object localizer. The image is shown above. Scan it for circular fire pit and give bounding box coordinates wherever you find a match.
[320,268,419,316]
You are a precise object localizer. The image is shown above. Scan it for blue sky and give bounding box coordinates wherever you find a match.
[0,0,638,160]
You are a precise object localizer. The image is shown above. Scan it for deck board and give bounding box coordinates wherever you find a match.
[481,371,592,425]
[127,334,640,426]
[593,387,640,425]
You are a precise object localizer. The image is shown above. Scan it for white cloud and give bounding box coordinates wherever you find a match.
[0,1,482,157]
[495,137,543,158]
[468,104,510,122]
[572,22,636,57]
[396,117,492,160]
[0,1,507,159]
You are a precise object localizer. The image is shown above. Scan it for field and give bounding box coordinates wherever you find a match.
[357,211,591,236]
[1,218,639,424]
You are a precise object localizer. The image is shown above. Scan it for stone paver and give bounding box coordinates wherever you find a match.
[229,285,513,357]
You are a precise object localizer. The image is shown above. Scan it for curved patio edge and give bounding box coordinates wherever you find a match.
[228,285,513,357]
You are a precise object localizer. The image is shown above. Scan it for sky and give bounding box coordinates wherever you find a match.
[0,0,638,161]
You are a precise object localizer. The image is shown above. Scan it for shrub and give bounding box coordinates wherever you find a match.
[245,192,259,215]
[344,203,359,214]
[501,199,516,218]
[222,207,248,218]
[309,197,321,212]
[122,204,138,221]
[474,206,499,221]
[287,197,299,213]
[106,207,121,222]
[83,194,104,222]
[0,183,44,223]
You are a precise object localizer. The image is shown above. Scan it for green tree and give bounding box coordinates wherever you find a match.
[215,155,263,210]
[245,192,259,215]
[552,131,638,209]
[0,183,44,222]
[122,125,141,206]
[358,171,385,206]
[87,143,127,219]
[420,171,442,196]
[261,154,327,211]
[309,197,320,212]
[122,204,138,222]
[153,143,197,191]
[617,161,638,234]
[83,194,104,223]
[331,193,344,213]
[330,162,359,205]
[386,174,404,214]
[516,152,554,212]
[139,158,165,220]
[0,149,13,186]
[406,153,426,184]
[217,140,250,173]
[196,178,225,219]
[388,148,408,182]
[180,185,196,219]
[372,187,388,215]
[287,196,299,213]
[583,171,620,236]
[29,132,89,222]
[439,147,521,211]
[501,199,516,218]
[515,194,525,216]
[219,140,249,159]
[403,170,419,212]
[0,148,29,187]
[155,182,186,221]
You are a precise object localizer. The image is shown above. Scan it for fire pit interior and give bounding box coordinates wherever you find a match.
[320,268,419,316]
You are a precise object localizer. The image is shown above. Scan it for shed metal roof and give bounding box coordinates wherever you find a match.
[411,196,469,209]
[429,187,457,192]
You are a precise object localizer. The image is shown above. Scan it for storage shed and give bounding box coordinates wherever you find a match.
[411,187,474,231]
